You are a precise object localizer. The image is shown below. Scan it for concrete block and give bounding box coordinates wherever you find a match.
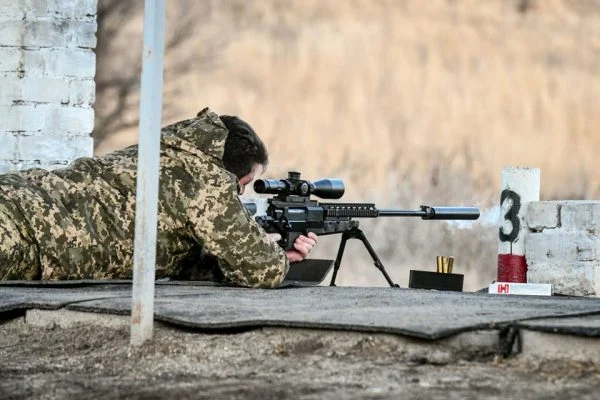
[66,20,98,48]
[25,308,129,329]
[527,261,599,296]
[14,0,95,20]
[0,133,18,159]
[50,0,97,19]
[47,0,80,19]
[23,77,70,103]
[0,163,19,174]
[40,160,72,170]
[0,0,97,21]
[0,105,46,131]
[560,201,600,233]
[68,79,95,106]
[0,49,21,72]
[525,231,599,263]
[12,159,69,171]
[1,104,94,134]
[0,77,22,104]
[0,20,96,48]
[19,76,70,104]
[7,160,38,172]
[0,21,61,47]
[23,0,53,20]
[22,48,95,77]
[0,1,27,21]
[46,106,94,134]
[0,0,96,168]
[526,201,561,232]
[18,134,93,160]
[75,0,98,17]
[520,330,600,362]
[0,0,69,21]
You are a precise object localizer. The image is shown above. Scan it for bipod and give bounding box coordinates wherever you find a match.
[329,228,400,287]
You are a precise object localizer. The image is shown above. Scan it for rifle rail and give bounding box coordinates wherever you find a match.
[321,203,480,220]
[321,203,378,218]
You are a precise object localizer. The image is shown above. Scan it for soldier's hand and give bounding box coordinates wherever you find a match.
[285,232,318,263]
[266,233,282,243]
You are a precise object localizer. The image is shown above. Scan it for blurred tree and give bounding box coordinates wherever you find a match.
[92,0,211,148]
[93,0,141,147]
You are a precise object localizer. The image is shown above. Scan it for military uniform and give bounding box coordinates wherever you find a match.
[0,108,289,288]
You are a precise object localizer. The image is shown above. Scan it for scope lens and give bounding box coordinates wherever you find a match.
[311,179,345,199]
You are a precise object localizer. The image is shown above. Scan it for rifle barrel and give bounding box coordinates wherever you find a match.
[377,210,425,217]
[378,207,480,220]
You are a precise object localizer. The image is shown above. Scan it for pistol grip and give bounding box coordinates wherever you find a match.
[281,231,303,251]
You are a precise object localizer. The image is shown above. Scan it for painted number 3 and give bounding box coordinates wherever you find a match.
[499,189,521,243]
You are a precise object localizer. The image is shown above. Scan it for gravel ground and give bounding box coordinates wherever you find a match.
[1,315,599,400]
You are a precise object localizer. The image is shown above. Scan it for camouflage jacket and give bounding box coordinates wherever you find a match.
[0,108,289,288]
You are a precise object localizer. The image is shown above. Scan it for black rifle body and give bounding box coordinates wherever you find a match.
[253,195,480,251]
[247,171,480,287]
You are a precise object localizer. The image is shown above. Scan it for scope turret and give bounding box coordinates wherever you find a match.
[253,171,344,199]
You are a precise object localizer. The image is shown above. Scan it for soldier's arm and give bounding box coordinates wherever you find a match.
[187,174,290,289]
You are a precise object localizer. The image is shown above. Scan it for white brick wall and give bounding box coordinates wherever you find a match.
[0,0,97,173]
[526,201,600,296]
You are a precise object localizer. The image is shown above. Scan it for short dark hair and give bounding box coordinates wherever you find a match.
[220,115,269,179]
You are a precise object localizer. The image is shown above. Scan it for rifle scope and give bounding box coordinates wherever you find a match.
[254,171,345,199]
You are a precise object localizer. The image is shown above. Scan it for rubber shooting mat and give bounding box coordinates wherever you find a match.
[0,281,217,313]
[3,282,600,340]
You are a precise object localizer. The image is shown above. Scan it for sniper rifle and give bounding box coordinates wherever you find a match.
[246,171,480,287]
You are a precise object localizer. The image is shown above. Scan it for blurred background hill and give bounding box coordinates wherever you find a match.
[93,0,600,290]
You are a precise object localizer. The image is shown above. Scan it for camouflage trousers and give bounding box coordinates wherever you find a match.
[0,202,40,280]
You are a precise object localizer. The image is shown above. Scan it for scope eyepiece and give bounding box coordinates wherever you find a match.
[253,171,345,199]
[253,179,286,194]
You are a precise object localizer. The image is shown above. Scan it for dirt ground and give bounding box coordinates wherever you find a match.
[1,315,600,400]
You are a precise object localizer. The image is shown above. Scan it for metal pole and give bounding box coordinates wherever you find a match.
[130,0,166,346]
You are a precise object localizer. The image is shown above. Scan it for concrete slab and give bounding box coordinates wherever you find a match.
[23,308,503,363]
[519,330,600,362]
[25,308,131,329]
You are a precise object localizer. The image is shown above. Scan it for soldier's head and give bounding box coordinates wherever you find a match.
[220,115,269,195]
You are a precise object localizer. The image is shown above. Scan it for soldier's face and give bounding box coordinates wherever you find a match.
[238,164,260,195]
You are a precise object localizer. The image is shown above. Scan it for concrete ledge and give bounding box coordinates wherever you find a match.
[24,308,504,363]
[520,330,600,363]
[527,261,599,297]
[263,327,504,364]
[26,308,131,330]
[21,308,600,363]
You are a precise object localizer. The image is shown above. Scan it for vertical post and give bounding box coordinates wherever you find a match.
[130,0,166,346]
[497,167,540,283]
